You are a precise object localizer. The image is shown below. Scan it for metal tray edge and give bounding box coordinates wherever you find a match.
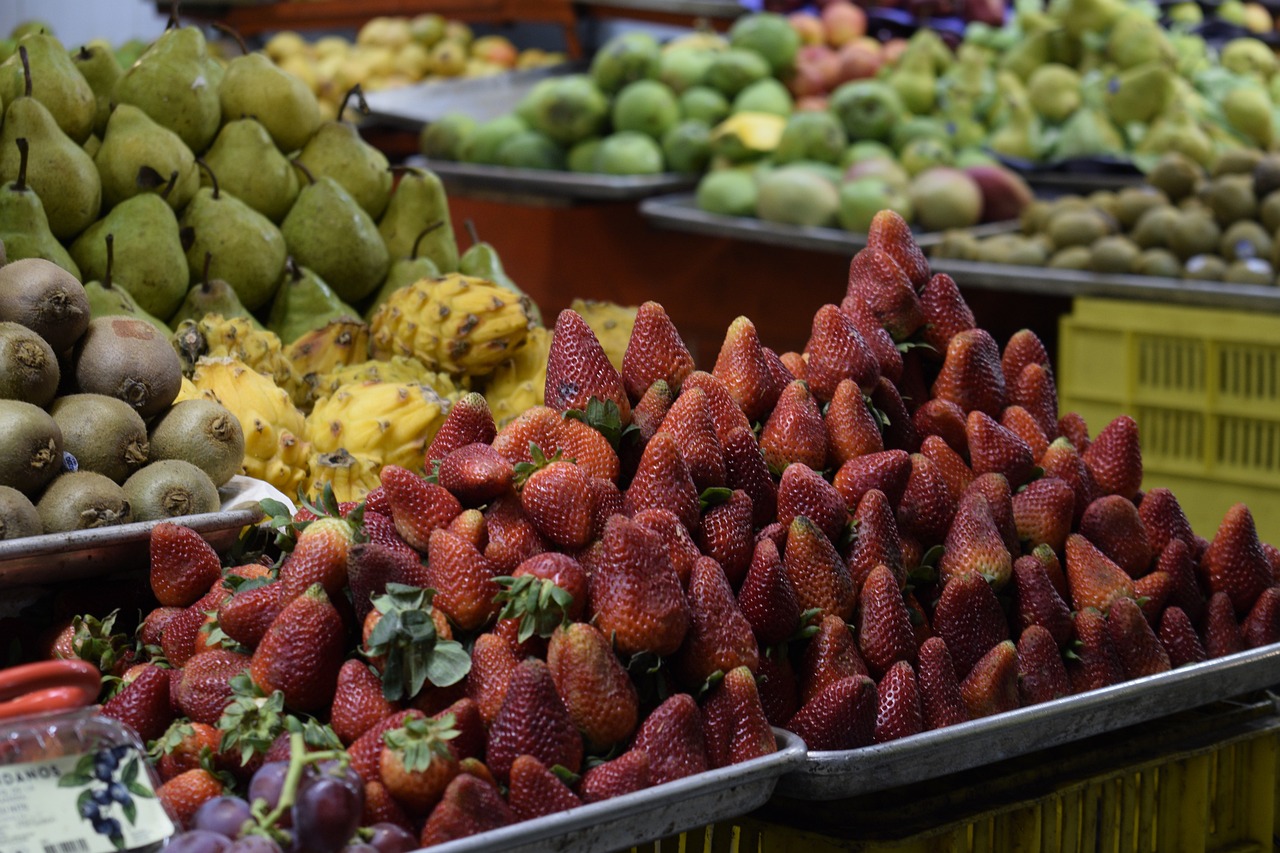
[409,157,697,200]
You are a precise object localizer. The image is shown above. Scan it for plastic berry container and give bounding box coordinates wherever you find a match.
[0,659,175,852]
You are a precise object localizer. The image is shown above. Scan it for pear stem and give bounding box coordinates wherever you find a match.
[160,170,179,201]
[19,46,31,99]
[76,46,91,61]
[411,222,445,260]
[202,252,213,293]
[13,139,28,192]
[285,256,301,283]
[195,158,220,200]
[167,1,181,31]
[290,159,316,186]
[104,234,115,290]
[212,23,249,56]
[338,85,370,120]
[388,165,421,177]
[465,219,480,248]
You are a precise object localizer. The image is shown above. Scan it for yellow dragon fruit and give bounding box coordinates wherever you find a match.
[188,356,310,497]
[482,325,550,427]
[307,355,466,407]
[569,298,637,371]
[369,273,531,377]
[304,380,451,474]
[285,319,371,385]
[305,448,382,503]
[173,314,308,409]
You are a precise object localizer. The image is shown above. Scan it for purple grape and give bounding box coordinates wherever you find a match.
[313,759,363,797]
[225,836,285,853]
[290,774,363,853]
[248,761,292,828]
[193,796,253,839]
[165,830,233,853]
[338,845,379,853]
[365,823,416,853]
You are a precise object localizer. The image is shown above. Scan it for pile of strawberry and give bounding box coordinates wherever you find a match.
[92,210,1280,847]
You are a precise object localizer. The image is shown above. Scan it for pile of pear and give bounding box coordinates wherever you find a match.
[932,149,1280,285]
[0,256,245,542]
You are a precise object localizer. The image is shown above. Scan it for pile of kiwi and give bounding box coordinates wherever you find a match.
[932,149,1280,286]
[0,254,245,540]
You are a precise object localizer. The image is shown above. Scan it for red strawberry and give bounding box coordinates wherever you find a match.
[780,350,807,381]
[760,380,829,473]
[1202,503,1275,615]
[631,379,674,444]
[1039,438,1098,525]
[939,492,1013,589]
[101,664,173,742]
[784,515,857,622]
[1080,495,1153,579]
[1155,538,1206,625]
[919,272,975,354]
[682,371,754,442]
[589,515,690,657]
[347,541,427,624]
[466,633,518,726]
[839,292,904,382]
[1242,586,1280,648]
[425,392,496,468]
[763,346,795,396]
[895,452,955,546]
[712,315,783,421]
[508,755,582,821]
[917,637,968,730]
[359,509,410,551]
[331,659,398,746]
[800,613,870,704]
[904,590,932,648]
[722,425,778,529]
[825,379,885,469]
[632,693,709,785]
[833,449,912,510]
[493,407,620,481]
[436,443,514,507]
[485,659,583,782]
[702,665,776,768]
[418,774,514,846]
[159,602,208,669]
[1158,606,1207,667]
[1001,329,1051,391]
[1058,411,1091,455]
[1010,364,1059,441]
[279,515,360,600]
[932,329,1007,419]
[777,462,849,545]
[578,749,650,803]
[965,476,1019,565]
[214,580,287,650]
[426,526,501,631]
[150,523,222,607]
[1134,570,1174,624]
[483,495,548,574]
[1012,477,1075,554]
[867,209,931,288]
[846,488,903,591]
[364,487,391,516]
[870,375,919,452]
[1107,596,1171,678]
[697,489,754,588]
[738,538,801,647]
[622,300,695,402]
[1013,555,1074,647]
[447,506,488,552]
[176,649,251,725]
[1138,488,1195,556]
[786,674,877,751]
[548,622,639,752]
[755,649,800,726]
[845,247,925,341]
[857,565,917,677]
[140,606,182,649]
[1030,543,1070,601]
[1204,592,1246,658]
[1065,608,1125,694]
[874,660,923,744]
[545,308,631,422]
[803,304,879,401]
[914,399,970,459]
[380,465,463,553]
[1001,404,1050,461]
[154,721,220,782]
[625,432,700,532]
[632,507,702,588]
[1082,416,1142,501]
[959,640,1019,719]
[933,571,1009,679]
[520,458,595,550]
[250,584,345,712]
[920,434,975,505]
[1065,534,1135,613]
[512,551,588,622]
[1016,625,1070,706]
[347,709,421,783]
[966,410,1035,489]
[655,387,726,491]
[158,768,224,830]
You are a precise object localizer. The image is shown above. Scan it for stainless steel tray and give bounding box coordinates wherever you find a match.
[777,644,1280,800]
[407,156,698,201]
[640,193,1022,253]
[364,63,584,131]
[428,728,805,853]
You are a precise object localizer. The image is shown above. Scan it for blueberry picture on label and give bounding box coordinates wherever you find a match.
[59,747,157,851]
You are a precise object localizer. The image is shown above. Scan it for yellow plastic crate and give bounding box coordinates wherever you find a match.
[1058,297,1280,542]
[633,700,1280,853]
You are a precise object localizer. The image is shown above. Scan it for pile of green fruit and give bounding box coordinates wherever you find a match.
[0,257,245,541]
[932,149,1280,285]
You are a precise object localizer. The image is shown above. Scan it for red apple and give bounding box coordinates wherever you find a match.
[789,11,826,45]
[835,39,882,82]
[822,1,868,47]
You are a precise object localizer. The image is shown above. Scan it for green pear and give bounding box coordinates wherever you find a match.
[459,221,542,326]
[378,166,458,271]
[179,165,288,312]
[70,40,121,138]
[987,101,1042,161]
[113,12,220,154]
[1053,107,1126,160]
[83,133,100,159]
[364,227,446,320]
[169,252,264,330]
[71,177,188,320]
[95,103,199,210]
[997,31,1050,81]
[1223,84,1273,148]
[282,167,389,304]
[0,32,94,144]
[82,234,169,332]
[294,86,392,219]
[218,39,321,155]
[1105,62,1172,127]
[1047,0,1124,38]
[0,47,102,240]
[201,119,299,223]
[0,138,79,277]
[268,258,360,344]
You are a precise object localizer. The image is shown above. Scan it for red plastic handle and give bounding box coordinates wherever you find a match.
[0,660,102,719]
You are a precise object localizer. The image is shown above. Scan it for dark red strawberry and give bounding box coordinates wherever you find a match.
[1065,608,1125,694]
[159,602,207,669]
[712,315,783,422]
[914,399,970,459]
[1065,534,1135,613]
[360,510,411,551]
[1242,586,1280,648]
[722,425,778,529]
[545,308,631,423]
[738,538,801,647]
[149,523,222,608]
[1001,329,1051,391]
[800,614,870,704]
[632,506,702,588]
[777,462,849,545]
[483,495,549,574]
[218,579,289,650]
[589,515,690,657]
[919,272,975,354]
[939,492,1012,590]
[655,387,726,491]
[763,346,795,397]
[521,458,596,550]
[1058,411,1091,455]
[1030,543,1070,601]
[437,443,514,507]
[917,636,967,730]
[803,304,879,401]
[578,749,650,803]
[1158,606,1207,668]
[845,247,924,341]
[1016,625,1070,706]
[425,393,497,468]
[846,488,903,590]
[1134,570,1174,625]
[249,584,344,713]
[418,774,514,846]
[963,473,1019,556]
[780,350,807,382]
[1012,477,1075,554]
[101,664,173,742]
[1001,405,1050,462]
[760,380,829,473]
[1138,488,1195,556]
[1204,592,1246,658]
[630,379,674,445]
[1039,438,1098,525]
[677,557,759,688]
[701,665,776,768]
[874,660,923,744]
[932,571,1009,679]
[466,633,518,726]
[966,410,1035,489]
[1082,415,1142,501]
[493,406,620,481]
[632,693,709,785]
[786,674,877,751]
[177,649,252,725]
[682,371,754,442]
[548,622,639,753]
[1080,495,1153,579]
[364,487,391,516]
[784,515,856,622]
[867,209,931,288]
[959,640,1018,719]
[833,449,911,511]
[380,465,463,553]
[622,300,696,402]
[427,526,501,632]
[857,565,917,677]
[331,659,398,746]
[625,432,700,532]
[1107,596,1170,678]
[894,452,955,546]
[839,292,904,382]
[921,435,975,505]
[1013,555,1074,647]
[1155,538,1206,625]
[931,328,1007,419]
[278,515,361,601]
[1010,364,1059,441]
[485,658,583,783]
[756,649,800,726]
[870,376,919,453]
[1202,503,1275,615]
[508,754,582,821]
[697,489,753,588]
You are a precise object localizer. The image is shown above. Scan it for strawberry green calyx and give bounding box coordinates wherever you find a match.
[384,713,460,773]
[493,575,575,643]
[217,672,286,767]
[69,609,137,677]
[564,397,639,452]
[363,584,471,701]
[513,442,564,488]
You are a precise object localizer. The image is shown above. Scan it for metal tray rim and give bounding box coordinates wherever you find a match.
[410,156,698,200]
[0,506,264,562]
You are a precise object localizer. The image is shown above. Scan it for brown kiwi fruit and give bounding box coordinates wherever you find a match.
[0,258,91,352]
[147,399,244,486]
[0,320,59,406]
[0,485,42,540]
[36,471,132,532]
[0,399,64,496]
[123,459,220,521]
[72,317,183,420]
[1183,254,1227,281]
[49,394,149,484]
